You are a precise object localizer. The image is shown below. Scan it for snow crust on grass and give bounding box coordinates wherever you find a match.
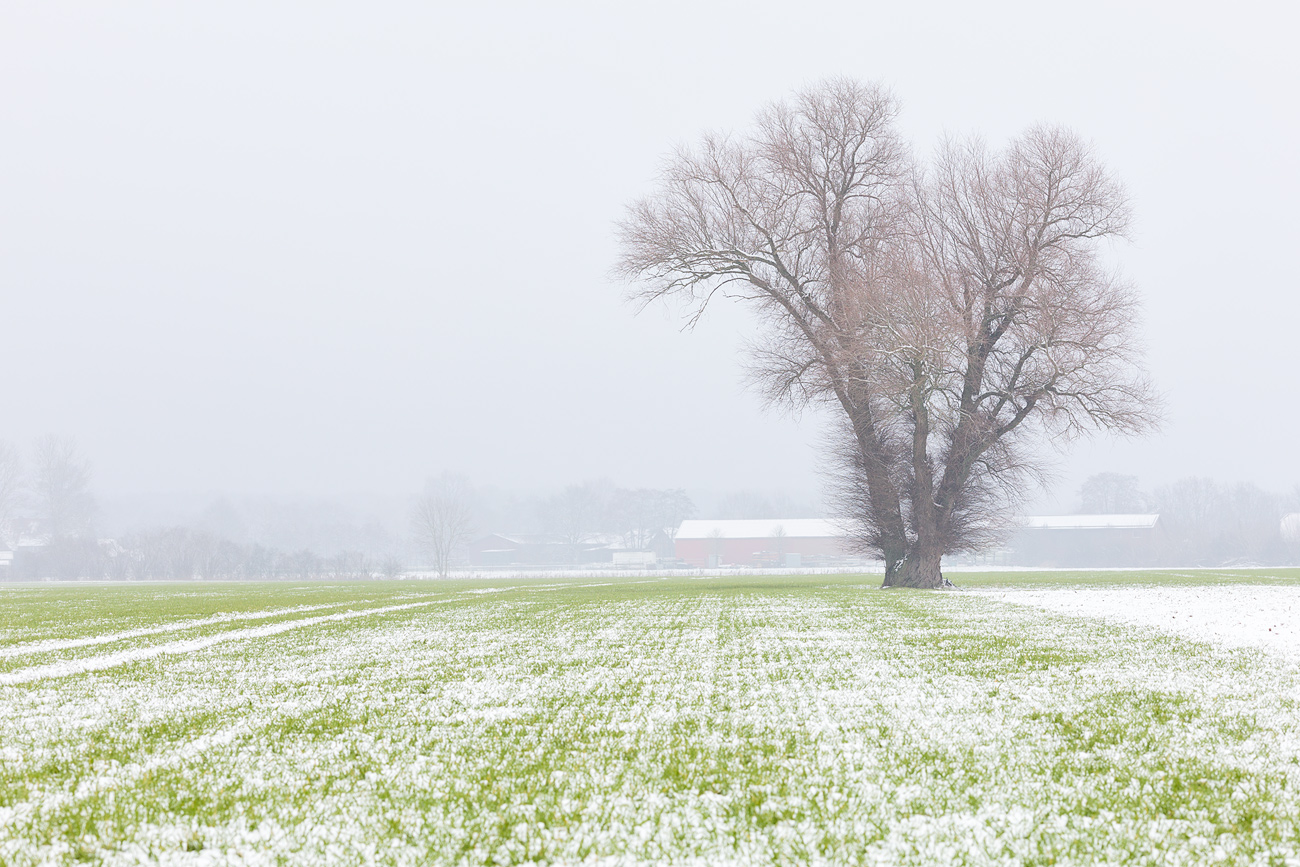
[6,579,1300,865]
[982,585,1300,661]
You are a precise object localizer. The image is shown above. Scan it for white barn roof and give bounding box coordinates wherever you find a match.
[675,519,850,540]
[1024,514,1159,530]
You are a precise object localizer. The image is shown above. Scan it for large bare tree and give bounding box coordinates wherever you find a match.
[617,79,1159,588]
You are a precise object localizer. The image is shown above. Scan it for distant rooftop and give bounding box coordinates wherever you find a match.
[1024,514,1160,530]
[677,515,1161,539]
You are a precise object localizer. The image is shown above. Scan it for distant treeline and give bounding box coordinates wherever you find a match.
[9,528,403,581]
[1151,478,1300,566]
[1073,473,1300,567]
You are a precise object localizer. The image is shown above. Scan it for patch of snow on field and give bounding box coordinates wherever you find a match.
[984,585,1300,661]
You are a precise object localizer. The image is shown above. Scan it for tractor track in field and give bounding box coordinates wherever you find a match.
[0,600,372,659]
[0,598,460,686]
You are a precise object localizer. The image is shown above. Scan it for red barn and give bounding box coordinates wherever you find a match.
[674,519,853,567]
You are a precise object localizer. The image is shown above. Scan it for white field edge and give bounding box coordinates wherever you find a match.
[978,584,1300,661]
[0,599,453,686]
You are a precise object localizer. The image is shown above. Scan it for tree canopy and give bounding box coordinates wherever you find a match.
[617,79,1159,587]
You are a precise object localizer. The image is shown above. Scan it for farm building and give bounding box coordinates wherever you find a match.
[674,519,855,568]
[1008,514,1162,567]
[675,514,1165,569]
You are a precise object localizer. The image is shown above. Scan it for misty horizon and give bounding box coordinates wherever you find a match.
[3,1,1297,523]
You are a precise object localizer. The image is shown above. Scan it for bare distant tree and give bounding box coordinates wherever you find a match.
[612,487,695,552]
[329,550,372,581]
[281,549,323,581]
[411,473,474,577]
[770,524,787,557]
[612,488,655,550]
[652,489,695,556]
[716,490,815,520]
[618,78,1159,588]
[1078,473,1149,514]
[0,441,22,545]
[707,527,725,566]
[541,480,613,562]
[717,491,777,520]
[30,435,95,539]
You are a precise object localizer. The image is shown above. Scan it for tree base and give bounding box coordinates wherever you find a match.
[881,548,945,589]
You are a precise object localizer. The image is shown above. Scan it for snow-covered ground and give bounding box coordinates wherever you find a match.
[981,584,1300,661]
[8,578,1300,864]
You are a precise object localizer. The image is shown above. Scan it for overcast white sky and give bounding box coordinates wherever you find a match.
[1,0,1296,510]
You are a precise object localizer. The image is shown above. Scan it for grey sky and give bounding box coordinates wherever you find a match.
[2,1,1296,508]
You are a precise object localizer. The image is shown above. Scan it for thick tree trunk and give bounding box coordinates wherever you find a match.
[883,552,900,584]
[881,543,944,589]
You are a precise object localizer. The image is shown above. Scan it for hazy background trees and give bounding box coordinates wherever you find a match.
[1078,473,1150,514]
[0,444,712,579]
[0,434,412,579]
[4,436,1286,580]
[715,491,819,521]
[411,473,475,577]
[1152,478,1287,566]
[612,487,695,555]
[29,435,95,540]
[527,481,698,563]
[1073,472,1293,567]
[2,439,1296,576]
[0,435,101,579]
[540,480,613,561]
[0,441,21,547]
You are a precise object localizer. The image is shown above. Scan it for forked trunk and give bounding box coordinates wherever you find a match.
[881,543,944,589]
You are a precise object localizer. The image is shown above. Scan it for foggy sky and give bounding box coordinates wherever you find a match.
[2,1,1297,510]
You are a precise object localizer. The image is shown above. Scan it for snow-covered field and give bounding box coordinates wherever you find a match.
[4,574,1300,865]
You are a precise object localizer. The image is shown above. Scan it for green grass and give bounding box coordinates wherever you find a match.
[2,571,1300,865]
